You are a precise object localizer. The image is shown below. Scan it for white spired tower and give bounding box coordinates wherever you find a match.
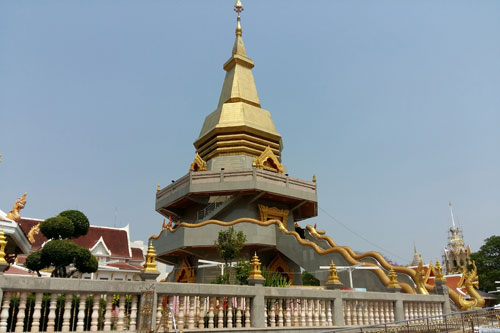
[442,202,471,274]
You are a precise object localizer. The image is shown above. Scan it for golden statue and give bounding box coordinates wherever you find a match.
[457,261,485,310]
[27,223,41,244]
[414,259,430,294]
[6,192,27,222]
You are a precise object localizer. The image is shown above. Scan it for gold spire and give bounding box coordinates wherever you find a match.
[434,260,446,282]
[248,252,264,280]
[234,0,243,37]
[194,1,282,167]
[387,268,399,288]
[327,260,342,285]
[0,228,8,264]
[142,241,160,273]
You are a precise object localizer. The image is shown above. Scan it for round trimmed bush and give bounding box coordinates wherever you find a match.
[41,239,78,267]
[59,210,89,238]
[41,216,74,240]
[74,247,98,273]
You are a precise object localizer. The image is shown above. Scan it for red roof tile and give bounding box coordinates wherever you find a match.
[18,218,131,259]
[106,262,142,271]
[131,247,144,260]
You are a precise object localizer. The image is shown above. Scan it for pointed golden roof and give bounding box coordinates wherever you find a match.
[194,2,282,167]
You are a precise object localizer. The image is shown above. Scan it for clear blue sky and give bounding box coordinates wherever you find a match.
[1,1,499,265]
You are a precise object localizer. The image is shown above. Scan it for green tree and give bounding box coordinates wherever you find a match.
[302,271,320,286]
[470,235,500,292]
[235,260,251,285]
[25,210,98,277]
[214,226,246,284]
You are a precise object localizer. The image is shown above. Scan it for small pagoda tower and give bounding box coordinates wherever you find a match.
[443,202,471,274]
[152,1,317,284]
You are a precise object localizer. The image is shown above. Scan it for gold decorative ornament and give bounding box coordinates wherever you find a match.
[142,241,160,274]
[258,204,289,223]
[457,261,485,310]
[0,228,7,264]
[387,268,399,288]
[312,174,316,182]
[248,252,264,280]
[190,152,207,172]
[327,260,342,285]
[175,257,196,283]
[253,146,284,173]
[27,222,41,244]
[6,192,27,222]
[433,260,446,282]
[157,184,161,192]
[268,254,293,284]
[414,259,431,295]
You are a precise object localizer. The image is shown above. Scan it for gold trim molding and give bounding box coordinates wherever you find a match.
[190,153,207,172]
[258,204,289,223]
[253,146,284,173]
[175,257,196,283]
[149,217,466,309]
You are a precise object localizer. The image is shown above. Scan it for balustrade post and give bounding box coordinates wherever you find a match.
[31,293,43,333]
[76,294,87,332]
[250,285,265,328]
[0,291,9,333]
[208,297,214,329]
[90,294,100,332]
[129,295,138,331]
[244,297,251,328]
[227,296,233,328]
[188,296,195,329]
[333,297,344,326]
[236,297,242,328]
[103,294,112,331]
[217,296,224,328]
[15,292,27,333]
[285,298,291,327]
[116,294,125,331]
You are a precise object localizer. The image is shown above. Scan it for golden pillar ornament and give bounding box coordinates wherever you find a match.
[249,252,264,280]
[142,241,160,274]
[0,228,7,265]
[327,260,341,285]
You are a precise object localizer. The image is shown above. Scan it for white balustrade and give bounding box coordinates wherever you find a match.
[0,275,450,332]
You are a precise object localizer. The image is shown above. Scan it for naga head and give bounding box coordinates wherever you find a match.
[458,261,479,289]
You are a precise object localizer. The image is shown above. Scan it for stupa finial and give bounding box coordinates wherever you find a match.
[234,0,244,37]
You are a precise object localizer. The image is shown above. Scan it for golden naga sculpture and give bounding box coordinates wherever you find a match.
[27,223,41,244]
[6,192,27,222]
[190,152,207,172]
[414,259,431,294]
[150,216,470,309]
[456,261,485,311]
[253,146,284,174]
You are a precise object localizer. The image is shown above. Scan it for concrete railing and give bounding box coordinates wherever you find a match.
[156,168,317,202]
[0,276,450,332]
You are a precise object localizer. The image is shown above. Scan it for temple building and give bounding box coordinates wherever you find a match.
[152,1,414,291]
[0,197,146,281]
[148,1,483,310]
[442,202,471,274]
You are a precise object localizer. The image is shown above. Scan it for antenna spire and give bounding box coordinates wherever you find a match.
[449,201,456,228]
